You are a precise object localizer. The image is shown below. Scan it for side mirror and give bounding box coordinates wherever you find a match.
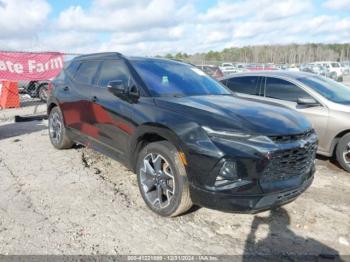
[297,97,319,106]
[107,80,127,97]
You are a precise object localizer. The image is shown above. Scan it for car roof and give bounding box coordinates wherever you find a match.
[73,52,123,61]
[219,70,316,81]
[72,52,196,66]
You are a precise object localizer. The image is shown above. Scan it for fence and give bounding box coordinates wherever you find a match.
[0,52,82,122]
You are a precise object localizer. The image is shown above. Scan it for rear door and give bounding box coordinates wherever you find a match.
[262,77,329,142]
[223,76,262,99]
[60,60,101,139]
[89,59,135,156]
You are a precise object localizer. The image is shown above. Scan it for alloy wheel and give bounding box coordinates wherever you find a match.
[139,153,175,209]
[343,143,350,165]
[49,112,62,145]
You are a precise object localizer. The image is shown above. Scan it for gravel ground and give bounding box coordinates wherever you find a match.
[0,77,350,258]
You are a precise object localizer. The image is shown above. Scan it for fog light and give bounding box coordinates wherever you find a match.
[215,160,238,186]
[219,161,238,179]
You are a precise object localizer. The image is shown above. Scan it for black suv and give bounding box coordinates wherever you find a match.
[48,52,317,217]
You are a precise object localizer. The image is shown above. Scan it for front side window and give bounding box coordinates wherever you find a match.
[226,76,259,95]
[97,60,132,87]
[331,63,340,68]
[265,77,311,102]
[297,75,350,104]
[74,61,100,85]
[131,59,230,97]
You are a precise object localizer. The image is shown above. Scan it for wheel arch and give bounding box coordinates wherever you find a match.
[47,102,58,115]
[331,129,350,156]
[128,123,186,172]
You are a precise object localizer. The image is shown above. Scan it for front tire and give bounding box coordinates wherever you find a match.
[336,133,350,173]
[48,107,74,149]
[136,141,192,217]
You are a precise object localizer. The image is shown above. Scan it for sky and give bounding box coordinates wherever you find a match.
[0,0,349,55]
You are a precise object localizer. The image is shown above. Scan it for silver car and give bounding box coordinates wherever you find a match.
[220,71,350,172]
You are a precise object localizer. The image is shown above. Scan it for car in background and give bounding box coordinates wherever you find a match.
[315,61,343,82]
[48,53,316,216]
[220,63,237,76]
[301,63,328,77]
[340,62,350,75]
[196,65,224,79]
[18,80,50,102]
[220,71,350,172]
[221,62,234,67]
[286,64,300,72]
[246,64,276,71]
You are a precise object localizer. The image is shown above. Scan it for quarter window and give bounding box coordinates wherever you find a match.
[265,77,311,102]
[74,61,100,85]
[225,76,260,95]
[97,60,131,87]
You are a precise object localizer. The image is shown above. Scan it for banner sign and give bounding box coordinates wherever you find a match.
[0,52,64,81]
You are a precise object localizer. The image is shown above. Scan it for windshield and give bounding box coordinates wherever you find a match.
[297,75,350,104]
[131,59,230,97]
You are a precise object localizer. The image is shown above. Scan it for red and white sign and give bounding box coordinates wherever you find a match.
[0,52,64,81]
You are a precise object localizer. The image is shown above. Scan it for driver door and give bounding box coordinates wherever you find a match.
[89,59,134,156]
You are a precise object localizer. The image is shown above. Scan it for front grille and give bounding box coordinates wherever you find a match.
[269,129,314,143]
[261,140,317,182]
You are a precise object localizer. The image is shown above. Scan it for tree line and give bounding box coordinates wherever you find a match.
[162,43,350,65]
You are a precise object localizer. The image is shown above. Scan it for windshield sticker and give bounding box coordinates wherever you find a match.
[162,75,169,86]
[191,67,206,76]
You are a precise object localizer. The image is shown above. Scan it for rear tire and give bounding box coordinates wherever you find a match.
[336,133,350,173]
[48,107,74,149]
[136,141,192,217]
[38,84,49,102]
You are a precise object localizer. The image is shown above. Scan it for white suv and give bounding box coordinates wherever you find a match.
[315,61,343,82]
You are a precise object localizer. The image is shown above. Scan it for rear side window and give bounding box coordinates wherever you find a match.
[331,63,339,68]
[74,61,100,84]
[225,76,260,95]
[97,60,131,87]
[66,61,80,78]
[265,77,311,102]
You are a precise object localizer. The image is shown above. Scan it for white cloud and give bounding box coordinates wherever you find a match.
[56,0,195,32]
[0,0,349,55]
[0,0,50,40]
[323,0,350,10]
[199,0,312,22]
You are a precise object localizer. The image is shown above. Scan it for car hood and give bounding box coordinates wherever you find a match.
[154,95,311,136]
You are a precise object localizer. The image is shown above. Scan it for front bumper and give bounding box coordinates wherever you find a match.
[190,168,314,213]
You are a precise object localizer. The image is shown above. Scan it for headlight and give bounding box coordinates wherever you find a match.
[202,126,273,144]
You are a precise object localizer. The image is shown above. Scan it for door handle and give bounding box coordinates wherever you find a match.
[91,96,98,102]
[63,86,69,91]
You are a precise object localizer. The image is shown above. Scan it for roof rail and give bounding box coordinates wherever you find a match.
[74,52,123,60]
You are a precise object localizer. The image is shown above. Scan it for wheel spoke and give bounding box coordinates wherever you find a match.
[143,160,155,177]
[163,168,174,180]
[156,184,163,204]
[142,178,156,193]
[161,182,173,194]
[152,154,162,172]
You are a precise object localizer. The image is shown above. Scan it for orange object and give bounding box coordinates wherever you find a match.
[0,81,20,109]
